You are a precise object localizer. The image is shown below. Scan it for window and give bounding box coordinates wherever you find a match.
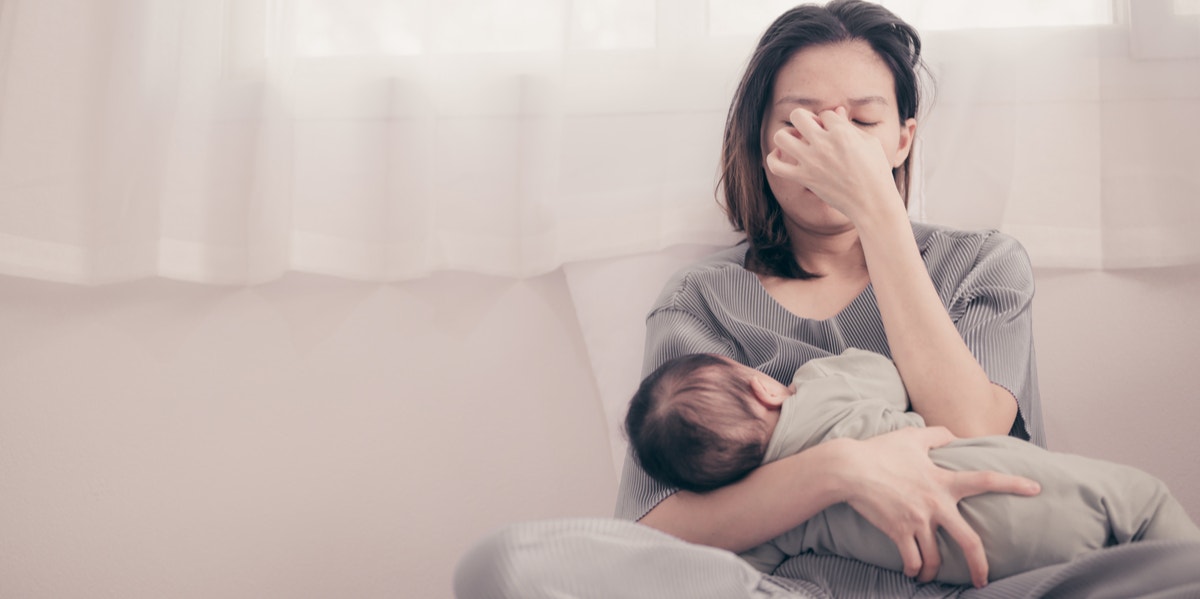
[709,0,1113,36]
[289,0,656,56]
[284,0,1117,58]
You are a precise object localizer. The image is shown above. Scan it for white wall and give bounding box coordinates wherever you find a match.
[1,262,1197,599]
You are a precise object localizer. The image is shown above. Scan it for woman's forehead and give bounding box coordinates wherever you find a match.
[772,40,897,106]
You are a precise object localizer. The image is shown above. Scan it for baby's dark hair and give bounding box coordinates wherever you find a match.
[623,354,772,493]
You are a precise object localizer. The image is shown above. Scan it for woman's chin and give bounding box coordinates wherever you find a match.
[786,216,857,238]
[779,202,853,234]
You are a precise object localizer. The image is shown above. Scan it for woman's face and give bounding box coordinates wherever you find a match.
[760,40,916,235]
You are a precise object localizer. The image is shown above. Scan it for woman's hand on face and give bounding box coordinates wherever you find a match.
[834,427,1041,588]
[764,106,899,221]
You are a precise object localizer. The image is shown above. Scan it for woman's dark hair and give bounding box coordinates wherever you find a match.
[624,354,771,493]
[718,0,925,279]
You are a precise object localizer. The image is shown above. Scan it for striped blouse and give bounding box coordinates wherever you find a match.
[615,221,1043,522]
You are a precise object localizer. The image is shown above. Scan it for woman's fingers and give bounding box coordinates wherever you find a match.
[940,469,1038,587]
[939,512,989,588]
[843,430,1040,588]
[896,536,922,578]
[914,525,943,583]
[772,124,811,159]
[764,148,800,177]
[951,469,1041,500]
[788,107,824,137]
[913,425,958,450]
[814,106,851,132]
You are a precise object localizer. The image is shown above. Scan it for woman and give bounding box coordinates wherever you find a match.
[626,0,1038,587]
[455,1,1200,597]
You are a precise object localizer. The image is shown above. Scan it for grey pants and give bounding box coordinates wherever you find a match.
[454,518,1200,599]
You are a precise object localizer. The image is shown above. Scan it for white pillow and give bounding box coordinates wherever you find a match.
[562,244,733,481]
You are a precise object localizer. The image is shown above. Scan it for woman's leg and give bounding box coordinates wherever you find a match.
[963,539,1200,599]
[456,519,1200,599]
[772,539,1200,599]
[453,518,826,599]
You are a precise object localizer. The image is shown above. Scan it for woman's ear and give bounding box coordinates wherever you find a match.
[750,376,786,409]
[893,117,917,168]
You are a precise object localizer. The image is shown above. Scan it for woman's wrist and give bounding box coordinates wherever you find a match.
[844,187,910,233]
[808,437,866,505]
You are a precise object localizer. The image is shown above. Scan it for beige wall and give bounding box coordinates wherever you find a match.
[1,263,1197,598]
[0,272,617,599]
[1030,266,1200,507]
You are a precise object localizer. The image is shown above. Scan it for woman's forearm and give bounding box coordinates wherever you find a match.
[637,439,852,552]
[852,200,1016,437]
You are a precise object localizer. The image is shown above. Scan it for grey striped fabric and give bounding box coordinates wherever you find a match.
[618,222,1043,522]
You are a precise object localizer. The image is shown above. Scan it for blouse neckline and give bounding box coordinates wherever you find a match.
[733,247,878,326]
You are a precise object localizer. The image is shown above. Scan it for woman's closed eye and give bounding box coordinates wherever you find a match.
[783,118,877,128]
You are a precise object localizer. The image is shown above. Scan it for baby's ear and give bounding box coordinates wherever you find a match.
[750,377,786,409]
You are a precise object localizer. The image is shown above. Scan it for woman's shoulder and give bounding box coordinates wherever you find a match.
[912,221,1030,266]
[649,243,752,312]
[912,221,1034,298]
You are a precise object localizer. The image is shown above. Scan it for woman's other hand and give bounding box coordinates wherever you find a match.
[832,426,1041,588]
[765,105,904,221]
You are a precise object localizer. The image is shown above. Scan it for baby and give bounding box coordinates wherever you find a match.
[624,348,1200,584]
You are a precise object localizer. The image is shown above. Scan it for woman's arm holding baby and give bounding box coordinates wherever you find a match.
[633,310,1038,587]
[641,427,1036,588]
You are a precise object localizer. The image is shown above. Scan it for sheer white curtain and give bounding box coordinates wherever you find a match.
[917,1,1200,269]
[0,0,1196,284]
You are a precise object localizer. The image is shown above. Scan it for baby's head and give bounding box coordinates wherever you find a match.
[624,354,791,492]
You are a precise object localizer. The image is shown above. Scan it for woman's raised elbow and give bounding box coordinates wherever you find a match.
[922,385,1019,439]
[957,386,1020,438]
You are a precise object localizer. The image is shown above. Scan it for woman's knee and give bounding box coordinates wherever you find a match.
[453,521,542,599]
[454,518,639,599]
[453,517,780,599]
[454,529,504,598]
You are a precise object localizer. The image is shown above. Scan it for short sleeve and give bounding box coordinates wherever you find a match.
[640,307,737,377]
[614,307,737,521]
[946,232,1045,447]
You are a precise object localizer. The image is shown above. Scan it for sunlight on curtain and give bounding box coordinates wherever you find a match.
[0,0,1196,284]
[918,1,1200,268]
